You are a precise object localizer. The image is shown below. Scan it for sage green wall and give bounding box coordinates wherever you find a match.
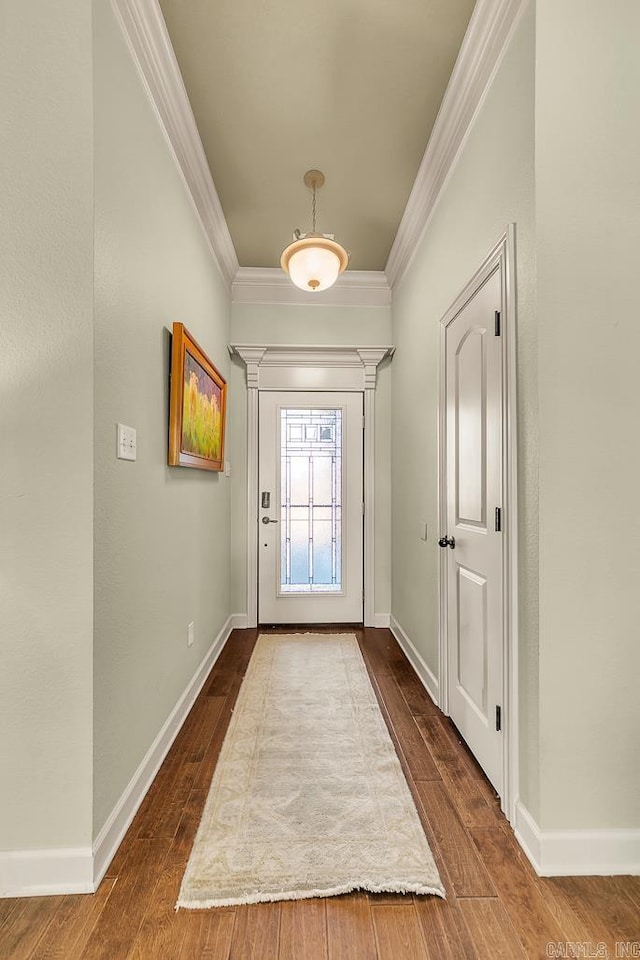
[0,0,94,851]
[93,0,231,836]
[536,0,640,829]
[390,6,539,815]
[230,303,392,622]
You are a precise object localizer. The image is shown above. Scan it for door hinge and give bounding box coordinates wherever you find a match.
[494,310,501,336]
[361,502,365,516]
[362,588,365,601]
[495,506,502,532]
[362,415,366,430]
[495,705,502,732]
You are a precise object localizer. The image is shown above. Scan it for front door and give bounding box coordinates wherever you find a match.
[443,266,504,794]
[258,391,364,623]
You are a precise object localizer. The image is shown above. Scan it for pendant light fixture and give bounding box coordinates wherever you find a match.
[280,170,349,292]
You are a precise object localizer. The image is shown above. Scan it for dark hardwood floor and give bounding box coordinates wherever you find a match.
[2,627,638,959]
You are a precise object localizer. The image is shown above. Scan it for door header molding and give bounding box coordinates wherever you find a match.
[229,344,394,391]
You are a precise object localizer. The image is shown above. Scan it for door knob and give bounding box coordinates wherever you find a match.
[438,535,455,549]
[261,516,279,524]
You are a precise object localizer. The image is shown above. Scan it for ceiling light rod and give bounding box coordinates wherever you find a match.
[294,170,323,236]
[306,168,321,232]
[281,169,349,293]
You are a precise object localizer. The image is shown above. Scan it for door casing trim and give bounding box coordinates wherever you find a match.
[437,226,519,824]
[229,344,394,629]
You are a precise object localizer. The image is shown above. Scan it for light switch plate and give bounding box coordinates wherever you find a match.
[117,423,137,461]
[224,461,231,478]
[419,521,428,541]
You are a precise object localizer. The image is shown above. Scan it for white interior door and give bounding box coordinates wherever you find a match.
[443,267,504,794]
[258,391,363,623]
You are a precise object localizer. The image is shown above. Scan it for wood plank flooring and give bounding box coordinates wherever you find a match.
[1,627,638,960]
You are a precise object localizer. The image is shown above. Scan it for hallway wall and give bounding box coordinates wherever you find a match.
[92,0,232,837]
[536,0,640,831]
[390,6,538,815]
[0,0,95,854]
[229,302,392,623]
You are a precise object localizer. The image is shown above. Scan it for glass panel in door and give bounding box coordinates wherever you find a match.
[280,409,342,594]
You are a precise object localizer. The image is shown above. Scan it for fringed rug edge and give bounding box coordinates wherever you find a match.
[176,879,446,910]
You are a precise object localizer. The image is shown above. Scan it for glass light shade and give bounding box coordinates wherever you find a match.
[280,234,349,292]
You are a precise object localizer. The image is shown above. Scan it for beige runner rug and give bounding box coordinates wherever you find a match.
[177,633,444,908]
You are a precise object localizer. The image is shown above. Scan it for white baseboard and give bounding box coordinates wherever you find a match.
[390,615,439,706]
[0,847,94,898]
[372,613,391,628]
[92,614,233,888]
[230,613,249,629]
[515,800,640,876]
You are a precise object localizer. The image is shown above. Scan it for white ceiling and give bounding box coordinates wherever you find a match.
[157,0,476,271]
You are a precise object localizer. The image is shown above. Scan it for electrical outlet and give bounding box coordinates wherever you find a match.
[187,622,194,647]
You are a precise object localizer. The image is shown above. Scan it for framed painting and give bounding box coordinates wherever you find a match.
[168,322,227,472]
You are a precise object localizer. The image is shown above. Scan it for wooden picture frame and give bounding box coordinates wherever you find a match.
[168,322,227,471]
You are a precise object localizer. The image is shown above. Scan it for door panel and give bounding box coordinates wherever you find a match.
[258,391,363,623]
[445,267,503,794]
[456,329,486,527]
[456,565,488,718]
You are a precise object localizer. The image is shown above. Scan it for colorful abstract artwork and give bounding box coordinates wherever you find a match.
[182,352,224,461]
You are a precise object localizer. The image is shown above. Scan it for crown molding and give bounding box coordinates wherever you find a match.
[385,0,528,289]
[232,268,391,307]
[111,0,239,287]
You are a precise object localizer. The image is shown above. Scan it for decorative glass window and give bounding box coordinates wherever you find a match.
[280,409,342,593]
